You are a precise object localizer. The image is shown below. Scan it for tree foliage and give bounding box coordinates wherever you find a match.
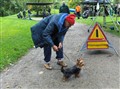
[0,0,53,16]
[0,0,22,16]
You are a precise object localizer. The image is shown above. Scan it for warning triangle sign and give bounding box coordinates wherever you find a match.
[88,23,107,41]
[80,22,119,56]
[81,23,109,50]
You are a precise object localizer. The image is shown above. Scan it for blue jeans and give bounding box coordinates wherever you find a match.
[43,40,63,62]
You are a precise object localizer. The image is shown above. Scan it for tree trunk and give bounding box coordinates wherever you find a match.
[36,11,39,16]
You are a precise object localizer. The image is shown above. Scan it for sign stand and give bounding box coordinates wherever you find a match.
[80,22,119,56]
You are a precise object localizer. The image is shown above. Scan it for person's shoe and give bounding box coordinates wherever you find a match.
[57,61,67,67]
[44,63,52,70]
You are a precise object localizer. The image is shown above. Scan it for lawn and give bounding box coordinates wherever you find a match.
[0,15,37,71]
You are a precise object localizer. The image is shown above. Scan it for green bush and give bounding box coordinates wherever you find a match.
[0,0,22,17]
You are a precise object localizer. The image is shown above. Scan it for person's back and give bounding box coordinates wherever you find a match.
[75,5,81,19]
[28,9,32,20]
[23,9,26,18]
[75,5,81,13]
[59,2,70,14]
[28,9,31,14]
[18,11,22,18]
[47,6,51,16]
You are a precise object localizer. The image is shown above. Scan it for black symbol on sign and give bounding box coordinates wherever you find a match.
[96,29,98,37]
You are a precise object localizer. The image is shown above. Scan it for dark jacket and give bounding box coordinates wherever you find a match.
[31,13,69,48]
[59,4,70,14]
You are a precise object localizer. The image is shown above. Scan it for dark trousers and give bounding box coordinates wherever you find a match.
[43,40,63,62]
[76,12,80,19]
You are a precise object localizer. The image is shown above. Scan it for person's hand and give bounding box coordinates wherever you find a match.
[52,45,58,51]
[58,42,62,49]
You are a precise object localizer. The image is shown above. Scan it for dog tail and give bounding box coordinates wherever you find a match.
[61,66,65,73]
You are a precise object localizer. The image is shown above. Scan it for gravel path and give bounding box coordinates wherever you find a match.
[0,23,120,89]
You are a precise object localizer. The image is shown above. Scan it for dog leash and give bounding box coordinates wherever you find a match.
[59,48,75,64]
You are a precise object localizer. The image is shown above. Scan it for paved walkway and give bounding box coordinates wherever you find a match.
[31,17,43,21]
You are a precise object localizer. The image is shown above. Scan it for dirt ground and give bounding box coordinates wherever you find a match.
[0,22,120,89]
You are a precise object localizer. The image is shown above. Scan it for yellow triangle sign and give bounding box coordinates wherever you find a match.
[88,23,107,41]
[81,22,119,55]
[87,23,109,49]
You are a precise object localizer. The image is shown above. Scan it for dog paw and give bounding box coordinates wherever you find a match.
[75,75,80,78]
[62,77,68,82]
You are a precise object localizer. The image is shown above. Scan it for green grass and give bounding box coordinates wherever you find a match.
[0,16,37,71]
[76,16,120,37]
